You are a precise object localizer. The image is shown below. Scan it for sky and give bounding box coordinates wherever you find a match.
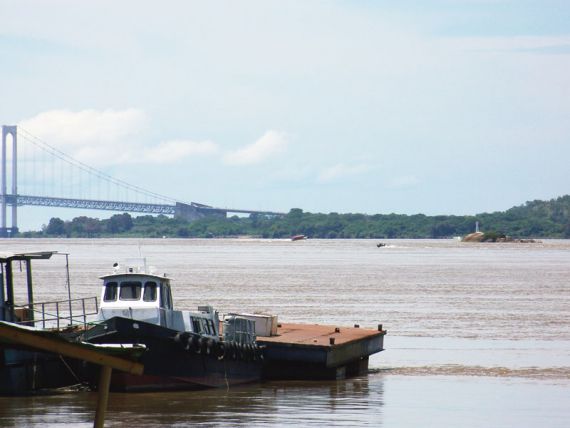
[1,1,569,230]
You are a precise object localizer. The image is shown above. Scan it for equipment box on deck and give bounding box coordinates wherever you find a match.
[227,313,278,337]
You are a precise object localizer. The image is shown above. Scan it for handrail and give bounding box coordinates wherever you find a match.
[12,296,99,330]
[18,296,97,307]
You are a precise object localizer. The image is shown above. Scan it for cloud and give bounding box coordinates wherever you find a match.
[19,108,147,148]
[17,109,219,166]
[223,130,288,165]
[317,163,371,183]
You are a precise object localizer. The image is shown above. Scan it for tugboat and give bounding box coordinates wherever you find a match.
[83,258,387,391]
[82,259,264,391]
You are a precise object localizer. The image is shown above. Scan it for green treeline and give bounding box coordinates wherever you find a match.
[22,195,570,239]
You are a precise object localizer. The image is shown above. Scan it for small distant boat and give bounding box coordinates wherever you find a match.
[377,243,386,248]
[291,234,307,241]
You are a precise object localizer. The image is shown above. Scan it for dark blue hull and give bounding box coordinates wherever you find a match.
[83,317,263,391]
[0,347,81,395]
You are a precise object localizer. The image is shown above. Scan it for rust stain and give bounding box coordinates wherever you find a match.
[257,323,385,347]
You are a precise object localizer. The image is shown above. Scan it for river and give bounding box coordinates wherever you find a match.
[0,238,568,427]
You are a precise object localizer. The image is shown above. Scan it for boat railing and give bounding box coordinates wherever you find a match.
[11,296,99,330]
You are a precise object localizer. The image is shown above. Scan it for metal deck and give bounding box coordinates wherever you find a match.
[258,323,386,380]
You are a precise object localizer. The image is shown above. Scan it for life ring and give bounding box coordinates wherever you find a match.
[185,336,194,352]
[216,342,225,359]
[205,339,213,355]
[195,337,204,354]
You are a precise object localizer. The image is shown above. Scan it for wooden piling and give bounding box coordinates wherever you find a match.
[94,366,113,428]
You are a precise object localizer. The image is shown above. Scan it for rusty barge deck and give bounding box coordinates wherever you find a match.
[258,323,386,380]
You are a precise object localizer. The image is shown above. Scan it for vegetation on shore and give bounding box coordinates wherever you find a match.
[19,195,570,239]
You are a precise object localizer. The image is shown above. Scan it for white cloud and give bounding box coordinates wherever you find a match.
[17,109,218,166]
[317,163,371,183]
[19,108,147,149]
[223,131,288,166]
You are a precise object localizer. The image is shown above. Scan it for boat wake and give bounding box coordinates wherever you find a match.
[370,365,570,380]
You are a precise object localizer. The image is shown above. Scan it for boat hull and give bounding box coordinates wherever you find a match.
[0,347,81,395]
[83,317,262,392]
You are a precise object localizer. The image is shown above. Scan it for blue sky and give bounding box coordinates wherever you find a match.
[1,1,569,230]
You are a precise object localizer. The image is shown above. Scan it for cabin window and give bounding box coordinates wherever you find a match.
[160,283,173,309]
[191,317,201,333]
[119,281,142,301]
[160,285,167,308]
[190,317,215,335]
[167,286,173,308]
[143,282,157,302]
[205,319,215,335]
[103,282,118,301]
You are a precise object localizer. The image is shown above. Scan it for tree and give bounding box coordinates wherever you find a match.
[70,216,102,237]
[431,222,456,238]
[107,213,134,233]
[177,227,190,237]
[45,217,66,235]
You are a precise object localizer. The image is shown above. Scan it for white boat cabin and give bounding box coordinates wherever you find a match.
[98,259,220,340]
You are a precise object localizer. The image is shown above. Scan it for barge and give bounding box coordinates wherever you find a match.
[260,322,385,380]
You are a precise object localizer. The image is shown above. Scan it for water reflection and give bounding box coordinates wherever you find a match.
[0,377,384,427]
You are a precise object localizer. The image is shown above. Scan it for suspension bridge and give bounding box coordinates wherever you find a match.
[1,125,285,237]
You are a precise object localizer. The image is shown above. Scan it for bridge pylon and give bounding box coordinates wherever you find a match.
[1,125,18,237]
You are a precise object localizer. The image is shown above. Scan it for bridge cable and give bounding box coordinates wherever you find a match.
[17,127,180,204]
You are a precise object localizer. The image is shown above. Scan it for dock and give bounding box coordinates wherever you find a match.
[258,322,386,380]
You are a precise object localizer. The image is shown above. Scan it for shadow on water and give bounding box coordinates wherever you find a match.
[0,376,385,427]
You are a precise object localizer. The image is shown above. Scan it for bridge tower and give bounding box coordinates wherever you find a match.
[1,125,18,237]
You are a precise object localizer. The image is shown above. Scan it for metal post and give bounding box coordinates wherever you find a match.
[82,298,86,327]
[1,127,6,233]
[25,259,35,324]
[93,366,113,428]
[65,254,73,325]
[0,263,5,321]
[5,261,14,321]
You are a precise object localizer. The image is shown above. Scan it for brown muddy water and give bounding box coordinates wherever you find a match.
[0,238,569,427]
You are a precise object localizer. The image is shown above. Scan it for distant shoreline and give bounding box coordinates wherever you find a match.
[10,195,570,240]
